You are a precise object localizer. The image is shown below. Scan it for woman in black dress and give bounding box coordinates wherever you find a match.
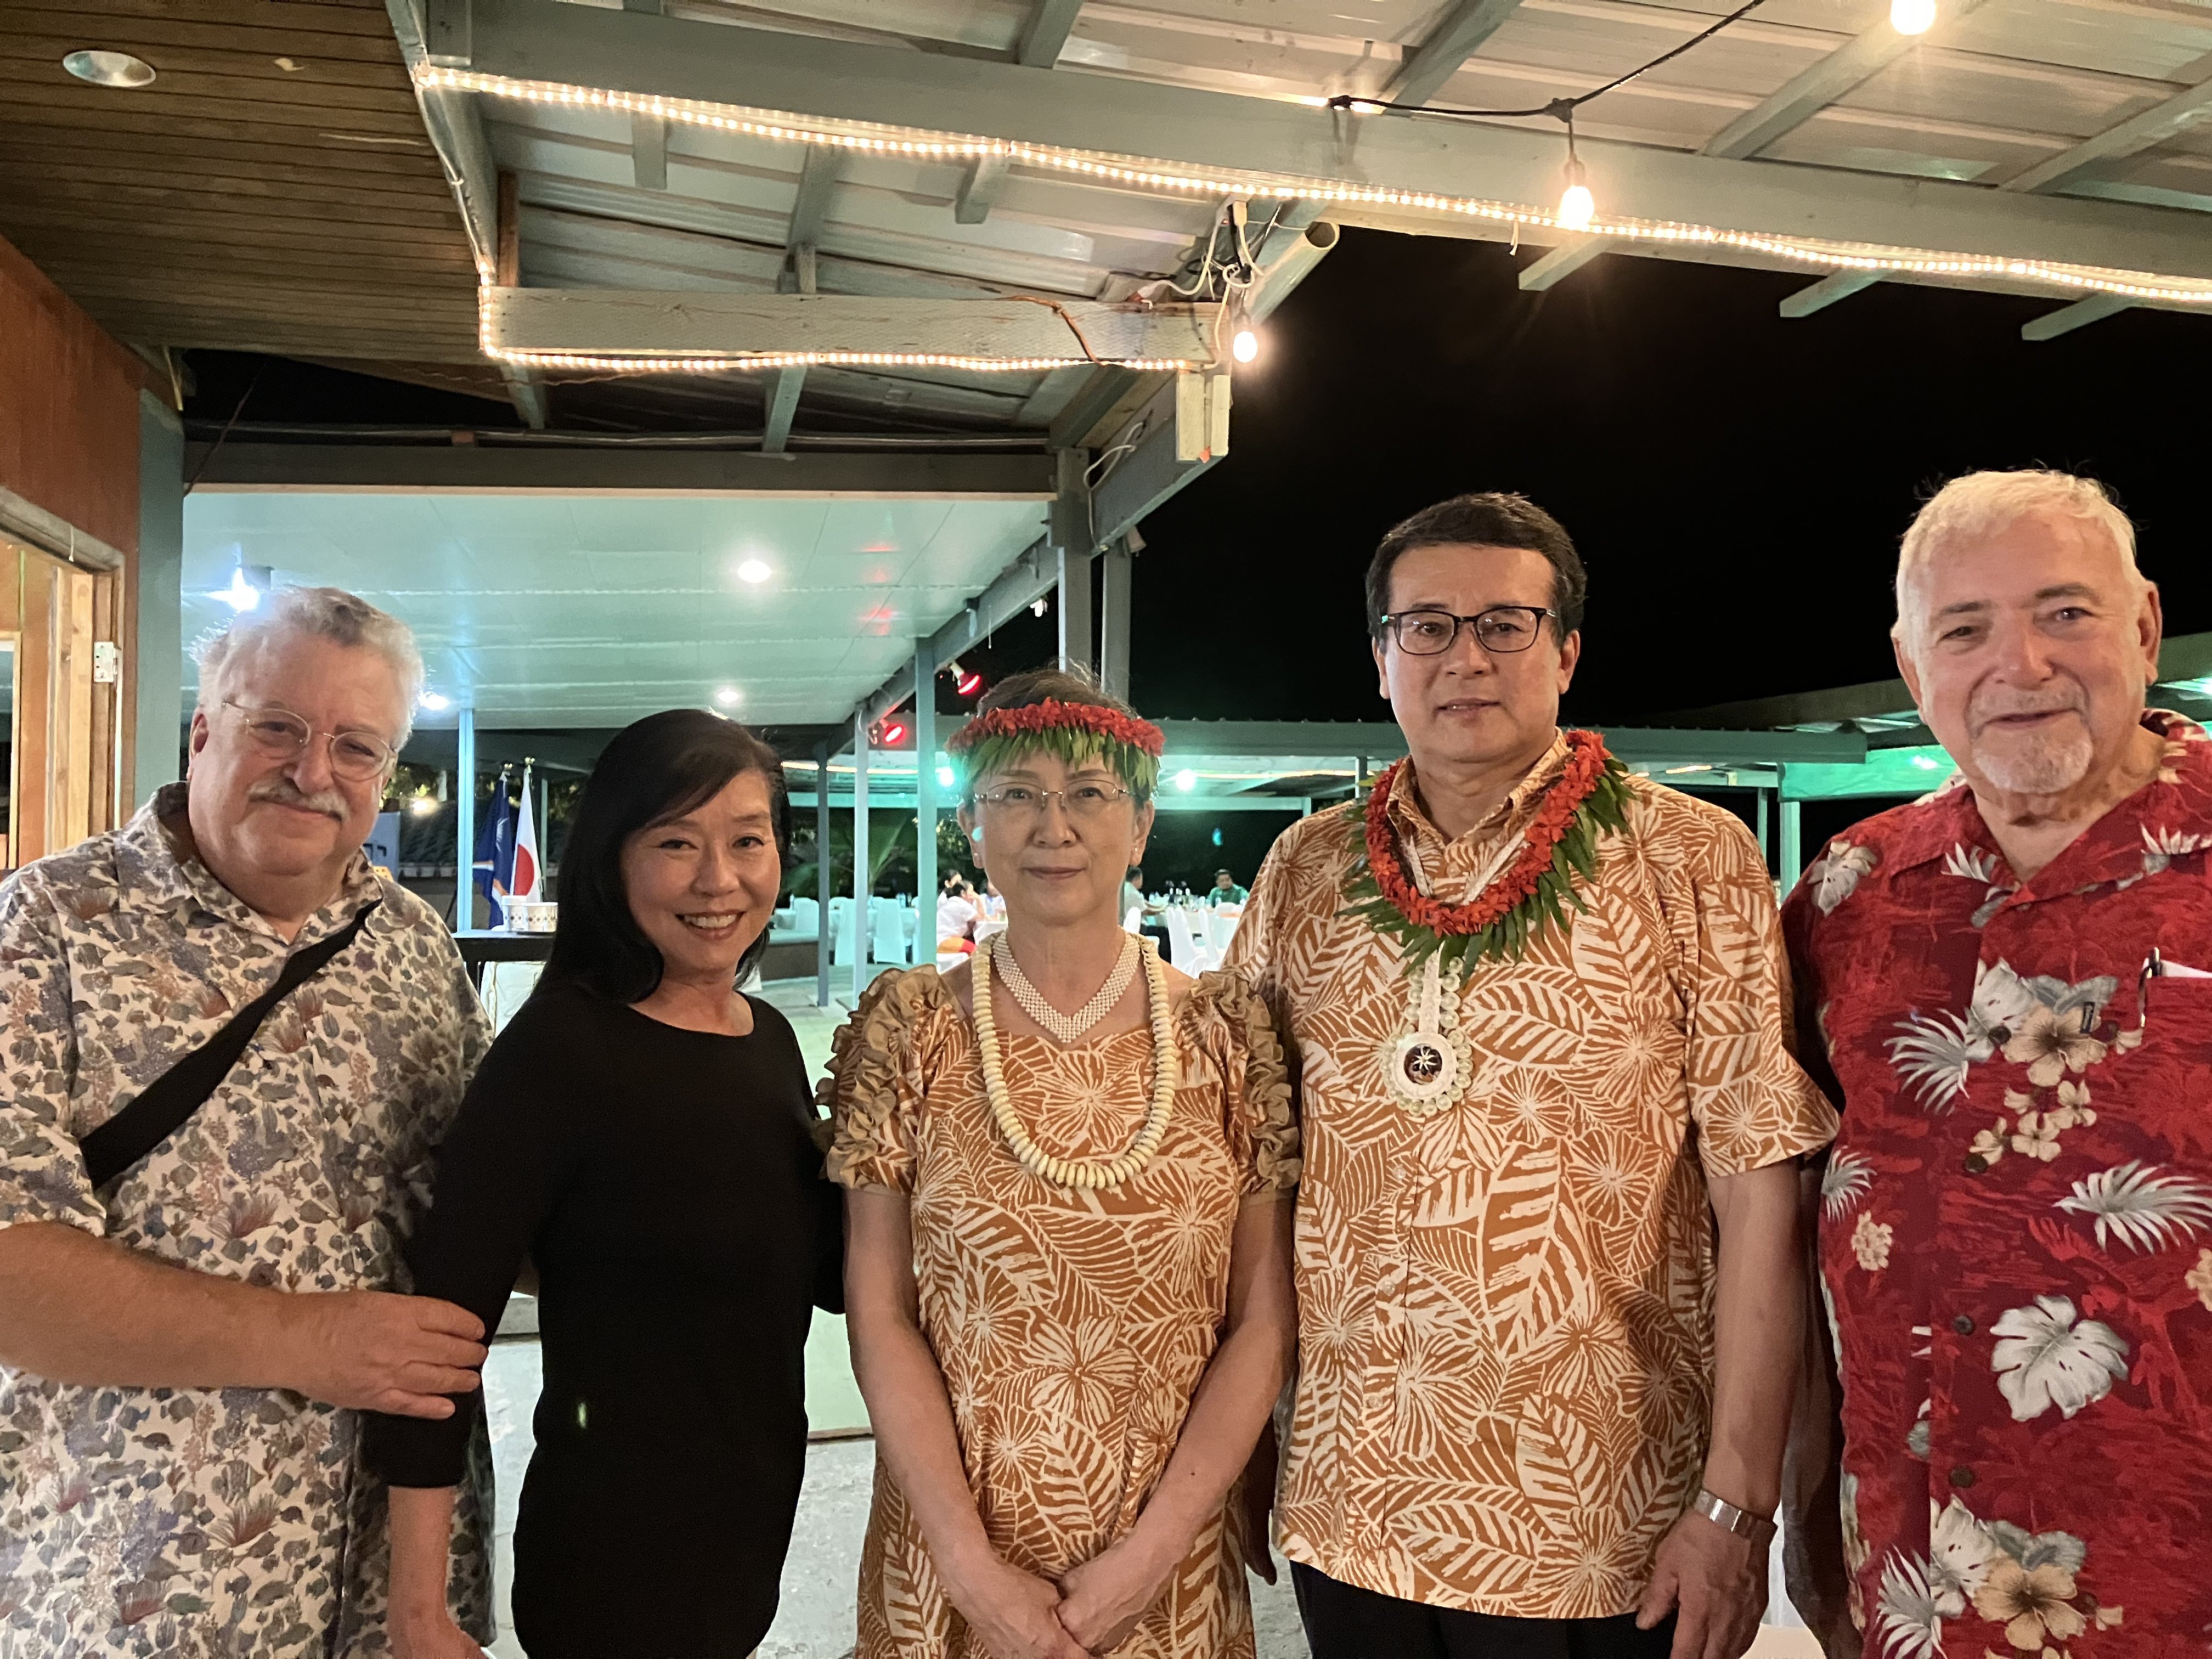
[367,710,841,1659]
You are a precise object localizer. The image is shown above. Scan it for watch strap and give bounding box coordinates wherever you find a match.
[1690,1488,1777,1548]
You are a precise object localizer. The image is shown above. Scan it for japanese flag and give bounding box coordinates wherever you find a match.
[512,763,541,904]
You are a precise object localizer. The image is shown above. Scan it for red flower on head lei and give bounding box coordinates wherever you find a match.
[1341,730,1633,974]
[946,698,1165,757]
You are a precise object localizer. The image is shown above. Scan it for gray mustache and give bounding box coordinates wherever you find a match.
[249,778,348,820]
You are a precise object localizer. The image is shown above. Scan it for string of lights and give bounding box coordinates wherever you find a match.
[425,47,2212,378]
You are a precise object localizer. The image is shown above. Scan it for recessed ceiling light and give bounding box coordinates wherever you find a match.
[735,558,772,584]
[715,686,742,706]
[62,49,155,88]
[419,691,452,712]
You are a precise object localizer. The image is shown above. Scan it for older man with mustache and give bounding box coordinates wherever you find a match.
[0,588,494,1657]
[1782,471,2212,1658]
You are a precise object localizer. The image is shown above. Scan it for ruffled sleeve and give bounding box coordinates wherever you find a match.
[1188,968,1301,1198]
[820,967,950,1193]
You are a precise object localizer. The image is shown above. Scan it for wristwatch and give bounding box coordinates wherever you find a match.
[1689,1488,1777,1549]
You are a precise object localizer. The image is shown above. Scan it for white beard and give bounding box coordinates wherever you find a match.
[1973,724,2094,795]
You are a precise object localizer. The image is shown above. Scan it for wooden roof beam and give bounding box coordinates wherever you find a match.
[1701,0,1989,161]
[1779,270,1878,317]
[1016,0,1085,69]
[2001,76,2212,195]
[1381,0,1526,109]
[2021,293,2131,341]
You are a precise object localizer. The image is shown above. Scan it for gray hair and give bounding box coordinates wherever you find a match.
[193,586,425,743]
[1894,470,2143,656]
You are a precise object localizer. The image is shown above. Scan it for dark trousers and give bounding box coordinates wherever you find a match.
[1293,1564,1679,1659]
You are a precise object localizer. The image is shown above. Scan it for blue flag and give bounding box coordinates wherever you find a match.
[473,766,517,929]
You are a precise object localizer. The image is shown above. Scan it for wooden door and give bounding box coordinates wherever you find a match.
[3,537,121,865]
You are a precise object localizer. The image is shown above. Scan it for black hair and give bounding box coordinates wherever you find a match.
[538,709,791,1006]
[1364,492,1587,644]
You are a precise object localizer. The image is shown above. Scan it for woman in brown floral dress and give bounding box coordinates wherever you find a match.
[826,672,1299,1659]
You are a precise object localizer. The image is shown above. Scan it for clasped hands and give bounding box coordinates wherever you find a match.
[950,1531,1176,1659]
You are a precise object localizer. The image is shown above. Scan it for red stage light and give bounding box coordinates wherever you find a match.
[881,720,908,747]
[956,670,983,697]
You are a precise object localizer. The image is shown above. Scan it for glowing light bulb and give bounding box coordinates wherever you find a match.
[1557,159,1595,232]
[715,686,741,707]
[409,795,440,816]
[937,765,956,788]
[1890,0,1936,32]
[1231,326,1259,364]
[735,558,772,584]
[419,691,451,712]
[210,567,261,611]
[1174,768,1198,792]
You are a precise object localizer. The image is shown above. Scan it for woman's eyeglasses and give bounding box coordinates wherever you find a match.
[973,783,1133,820]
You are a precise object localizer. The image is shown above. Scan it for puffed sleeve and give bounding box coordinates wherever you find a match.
[820,967,946,1193]
[0,866,105,1238]
[1190,969,1301,1198]
[1672,805,1840,1178]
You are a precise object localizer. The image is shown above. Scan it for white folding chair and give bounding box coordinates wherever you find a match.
[870,895,909,965]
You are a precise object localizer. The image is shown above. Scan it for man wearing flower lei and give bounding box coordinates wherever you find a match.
[1224,493,1838,1659]
[822,670,1301,1659]
[1781,472,2212,1659]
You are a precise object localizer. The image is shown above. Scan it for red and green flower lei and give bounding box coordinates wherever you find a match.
[1341,730,1632,974]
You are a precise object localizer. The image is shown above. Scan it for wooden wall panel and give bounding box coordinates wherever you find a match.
[0,233,144,556]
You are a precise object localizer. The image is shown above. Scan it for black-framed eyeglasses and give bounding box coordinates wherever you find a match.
[223,700,397,781]
[1381,606,1558,656]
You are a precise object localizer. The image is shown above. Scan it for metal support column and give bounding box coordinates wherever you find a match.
[853,710,871,1003]
[455,706,476,930]
[912,640,938,970]
[1756,788,1772,872]
[814,741,832,1008]
[1049,445,1096,678]
[1099,537,1133,699]
[1779,798,1804,889]
[134,390,184,805]
[1057,545,1095,679]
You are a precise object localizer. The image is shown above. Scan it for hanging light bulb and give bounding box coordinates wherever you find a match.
[1554,111,1594,232]
[1232,324,1259,363]
[1889,0,1936,32]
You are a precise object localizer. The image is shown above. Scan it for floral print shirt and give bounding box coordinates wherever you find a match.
[0,786,494,1658]
[1784,710,2212,1659]
[1228,742,1838,1617]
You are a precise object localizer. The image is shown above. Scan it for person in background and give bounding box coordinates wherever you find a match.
[1782,471,2212,1656]
[1207,868,1249,907]
[938,870,980,955]
[367,710,842,1659]
[1125,864,1171,950]
[0,587,494,1657]
[1228,492,1836,1659]
[826,670,1299,1658]
[981,875,1008,921]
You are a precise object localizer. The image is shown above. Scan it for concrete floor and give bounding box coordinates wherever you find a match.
[473,978,1819,1658]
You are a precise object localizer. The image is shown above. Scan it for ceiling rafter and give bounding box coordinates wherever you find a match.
[1380,0,1527,109]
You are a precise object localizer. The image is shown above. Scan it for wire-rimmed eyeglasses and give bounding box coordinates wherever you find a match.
[1381,606,1558,656]
[973,783,1134,820]
[223,701,397,781]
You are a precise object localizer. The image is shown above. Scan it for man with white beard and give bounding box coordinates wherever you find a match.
[1781,471,2212,1657]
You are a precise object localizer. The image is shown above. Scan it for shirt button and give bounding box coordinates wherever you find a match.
[1952,1314,1975,1336]
[1949,1465,1975,1488]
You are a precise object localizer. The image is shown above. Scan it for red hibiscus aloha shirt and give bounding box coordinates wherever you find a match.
[1784,710,2212,1659]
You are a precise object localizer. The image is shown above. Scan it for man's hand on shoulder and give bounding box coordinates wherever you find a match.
[282,1291,487,1418]
[1638,1507,1767,1659]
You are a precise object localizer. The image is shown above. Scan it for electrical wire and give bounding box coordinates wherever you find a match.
[1328,0,1771,126]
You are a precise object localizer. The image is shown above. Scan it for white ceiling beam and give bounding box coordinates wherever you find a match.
[762,365,806,451]
[482,290,1220,362]
[179,443,1056,494]
[461,0,2212,285]
[1380,0,1525,109]
[1519,236,1610,290]
[631,111,668,190]
[1016,0,1085,69]
[2001,77,2212,196]
[955,154,1011,225]
[1779,270,1878,316]
[1701,0,1989,161]
[2021,292,2132,341]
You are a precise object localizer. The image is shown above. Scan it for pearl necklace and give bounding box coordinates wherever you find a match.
[973,935,1178,1190]
[990,932,1140,1045]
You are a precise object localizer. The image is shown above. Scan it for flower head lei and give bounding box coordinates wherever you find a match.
[947,698,1165,799]
[1341,730,1633,975]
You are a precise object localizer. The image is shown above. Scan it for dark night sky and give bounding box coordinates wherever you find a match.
[1117,227,2212,726]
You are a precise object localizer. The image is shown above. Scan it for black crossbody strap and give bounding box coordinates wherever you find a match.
[81,902,381,1190]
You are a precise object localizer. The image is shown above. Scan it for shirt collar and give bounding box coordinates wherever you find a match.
[1388,730,1572,855]
[116,781,381,941]
[1880,708,2212,890]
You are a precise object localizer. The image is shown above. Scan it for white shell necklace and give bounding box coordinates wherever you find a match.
[990,931,1141,1045]
[973,934,1177,1190]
